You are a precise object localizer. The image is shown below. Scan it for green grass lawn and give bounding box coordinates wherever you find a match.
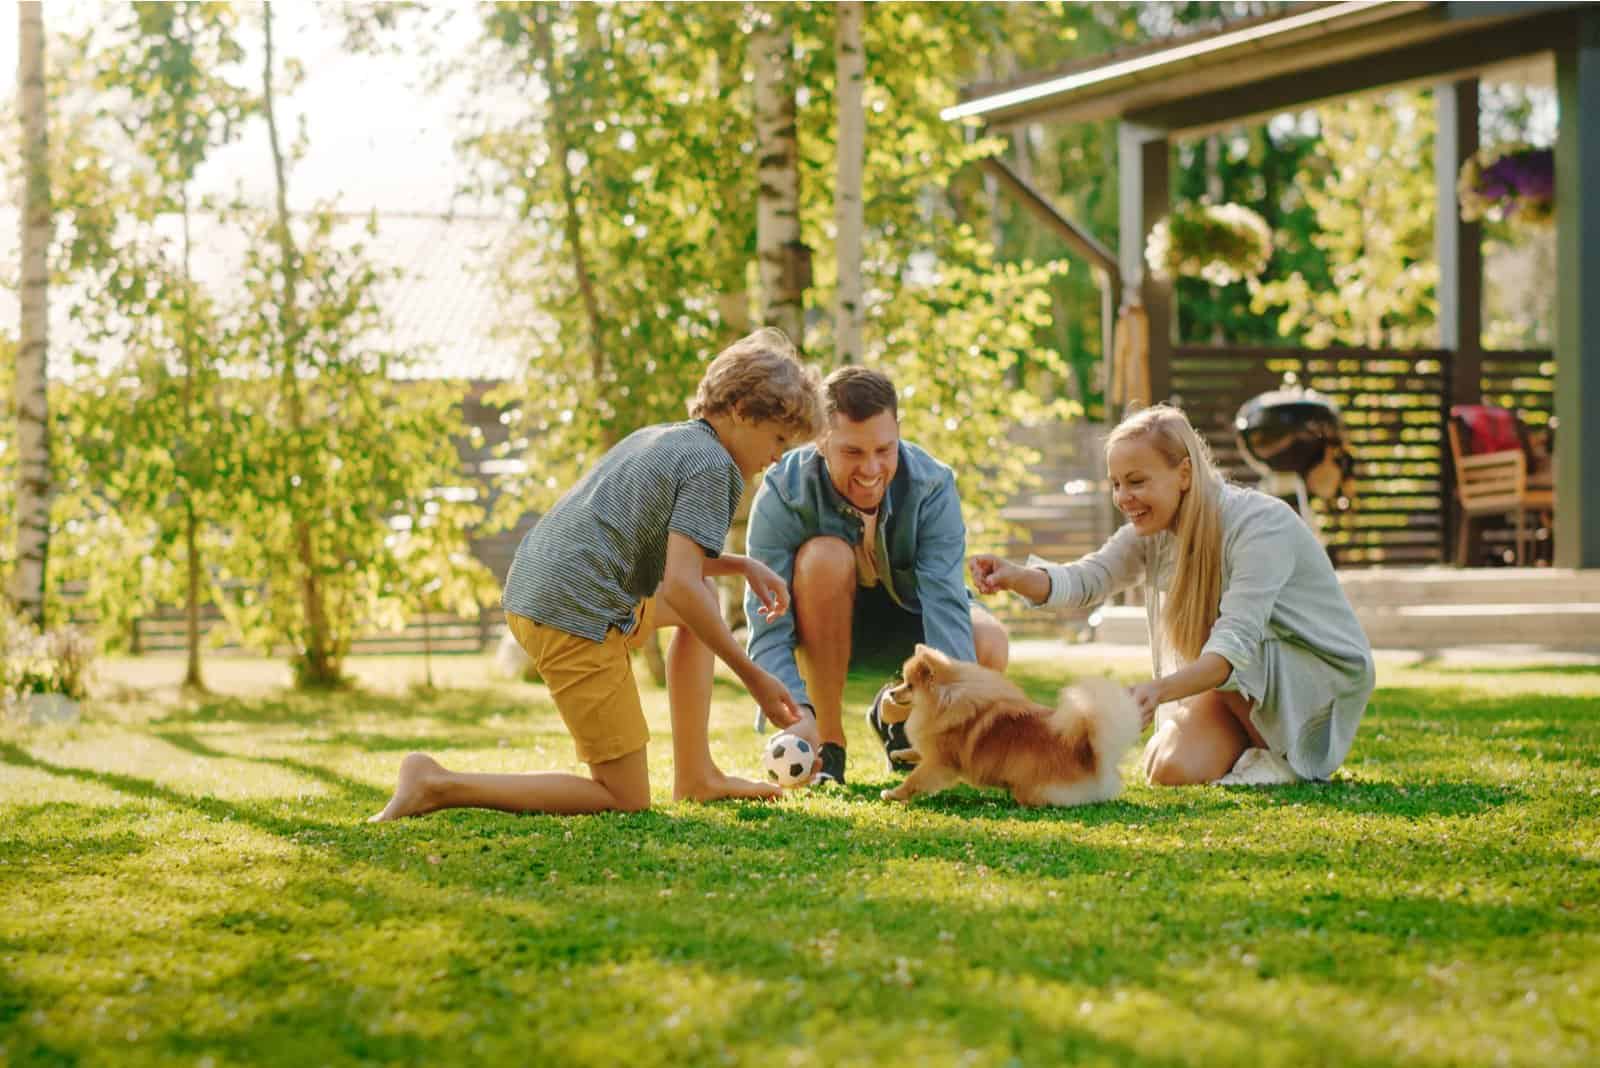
[3,653,1597,1067]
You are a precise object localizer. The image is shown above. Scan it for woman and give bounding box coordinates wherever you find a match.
[970,404,1374,786]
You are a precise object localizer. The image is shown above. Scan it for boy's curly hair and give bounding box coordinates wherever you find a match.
[689,327,824,438]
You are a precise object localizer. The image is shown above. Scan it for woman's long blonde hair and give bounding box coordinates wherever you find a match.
[1106,404,1225,663]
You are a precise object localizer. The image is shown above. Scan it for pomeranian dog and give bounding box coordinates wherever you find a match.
[878,644,1142,807]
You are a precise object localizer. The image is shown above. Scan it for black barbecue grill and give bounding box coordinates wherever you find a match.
[1233,385,1355,527]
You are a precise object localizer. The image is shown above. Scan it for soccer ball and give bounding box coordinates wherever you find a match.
[762,731,816,787]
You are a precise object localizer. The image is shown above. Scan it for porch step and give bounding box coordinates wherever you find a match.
[1059,567,1600,653]
[1355,601,1600,651]
[1337,566,1600,607]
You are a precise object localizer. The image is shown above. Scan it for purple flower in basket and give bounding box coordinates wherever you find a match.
[1458,144,1555,225]
[1482,148,1554,200]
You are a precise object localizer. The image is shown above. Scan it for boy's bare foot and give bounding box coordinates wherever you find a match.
[673,769,782,804]
[368,753,447,822]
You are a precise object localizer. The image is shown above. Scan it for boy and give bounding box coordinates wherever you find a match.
[371,328,823,820]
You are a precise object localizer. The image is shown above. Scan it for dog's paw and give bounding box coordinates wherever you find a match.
[880,788,907,803]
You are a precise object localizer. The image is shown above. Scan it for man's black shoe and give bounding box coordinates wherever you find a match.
[866,681,920,771]
[813,741,847,786]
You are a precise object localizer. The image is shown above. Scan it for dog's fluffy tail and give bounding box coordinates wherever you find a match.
[1055,676,1143,763]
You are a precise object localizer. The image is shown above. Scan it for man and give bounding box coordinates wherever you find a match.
[745,366,1010,785]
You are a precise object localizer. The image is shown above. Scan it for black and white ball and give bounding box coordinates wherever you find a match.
[762,731,816,787]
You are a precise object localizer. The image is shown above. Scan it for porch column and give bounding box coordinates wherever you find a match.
[1435,78,1482,559]
[1436,78,1483,406]
[1119,122,1173,404]
[1556,11,1600,568]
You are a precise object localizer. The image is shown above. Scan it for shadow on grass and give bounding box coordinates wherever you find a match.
[813,773,1521,822]
[0,741,371,836]
[154,730,389,803]
[149,687,543,730]
[1417,662,1600,678]
[1250,778,1523,817]
[1367,687,1600,769]
[5,727,1591,1068]
[1374,687,1600,726]
[0,809,151,866]
[315,730,543,753]
[0,965,85,1067]
[859,785,1243,825]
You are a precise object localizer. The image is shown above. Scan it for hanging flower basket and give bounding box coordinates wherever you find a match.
[1457,144,1554,226]
[1145,202,1273,286]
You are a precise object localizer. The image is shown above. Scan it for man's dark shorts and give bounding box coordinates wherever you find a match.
[849,584,925,674]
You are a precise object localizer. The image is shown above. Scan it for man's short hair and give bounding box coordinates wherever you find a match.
[690,327,823,437]
[823,366,897,423]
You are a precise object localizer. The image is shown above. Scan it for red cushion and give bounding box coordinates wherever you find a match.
[1451,404,1523,455]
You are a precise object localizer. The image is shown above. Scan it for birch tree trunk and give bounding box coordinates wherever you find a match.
[11,0,52,629]
[834,1,865,366]
[713,30,753,342]
[180,190,205,691]
[752,6,807,346]
[711,31,758,632]
[262,3,336,687]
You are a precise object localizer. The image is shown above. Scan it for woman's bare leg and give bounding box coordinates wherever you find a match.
[1141,690,1255,786]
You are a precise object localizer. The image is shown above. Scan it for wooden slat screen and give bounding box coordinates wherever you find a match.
[1171,345,1456,566]
[1478,350,1555,429]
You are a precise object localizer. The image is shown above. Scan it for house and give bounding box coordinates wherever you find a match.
[947,0,1599,571]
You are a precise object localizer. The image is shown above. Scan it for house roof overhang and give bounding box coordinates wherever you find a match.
[945,1,1583,135]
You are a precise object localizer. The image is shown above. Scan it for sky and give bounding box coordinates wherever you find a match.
[1,0,487,217]
[0,1,524,374]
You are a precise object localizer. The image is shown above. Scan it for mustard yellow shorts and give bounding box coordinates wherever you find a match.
[505,600,656,765]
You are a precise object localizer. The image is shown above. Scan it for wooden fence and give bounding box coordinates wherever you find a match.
[1170,344,1555,566]
[129,605,504,657]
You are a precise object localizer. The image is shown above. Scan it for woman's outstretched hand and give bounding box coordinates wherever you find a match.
[1129,680,1163,729]
[969,554,1017,594]
[969,554,1050,604]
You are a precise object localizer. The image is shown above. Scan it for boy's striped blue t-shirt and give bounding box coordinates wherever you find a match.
[502,419,743,643]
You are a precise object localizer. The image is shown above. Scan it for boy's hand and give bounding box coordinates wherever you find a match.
[969,553,1022,595]
[748,668,803,729]
[743,558,790,622]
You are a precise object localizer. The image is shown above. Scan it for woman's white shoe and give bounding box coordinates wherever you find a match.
[1213,746,1301,786]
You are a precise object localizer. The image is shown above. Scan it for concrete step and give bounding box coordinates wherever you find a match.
[1338,566,1600,607]
[1055,601,1600,653]
[1355,602,1600,651]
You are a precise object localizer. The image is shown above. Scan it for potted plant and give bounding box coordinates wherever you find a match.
[1457,143,1554,225]
[1145,201,1274,286]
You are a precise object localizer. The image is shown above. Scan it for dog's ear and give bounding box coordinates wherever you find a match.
[904,648,935,688]
[915,643,953,677]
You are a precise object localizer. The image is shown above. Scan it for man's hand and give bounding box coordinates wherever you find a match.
[742,558,790,622]
[748,668,803,729]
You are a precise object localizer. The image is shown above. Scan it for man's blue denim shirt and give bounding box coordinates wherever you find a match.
[744,439,977,713]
